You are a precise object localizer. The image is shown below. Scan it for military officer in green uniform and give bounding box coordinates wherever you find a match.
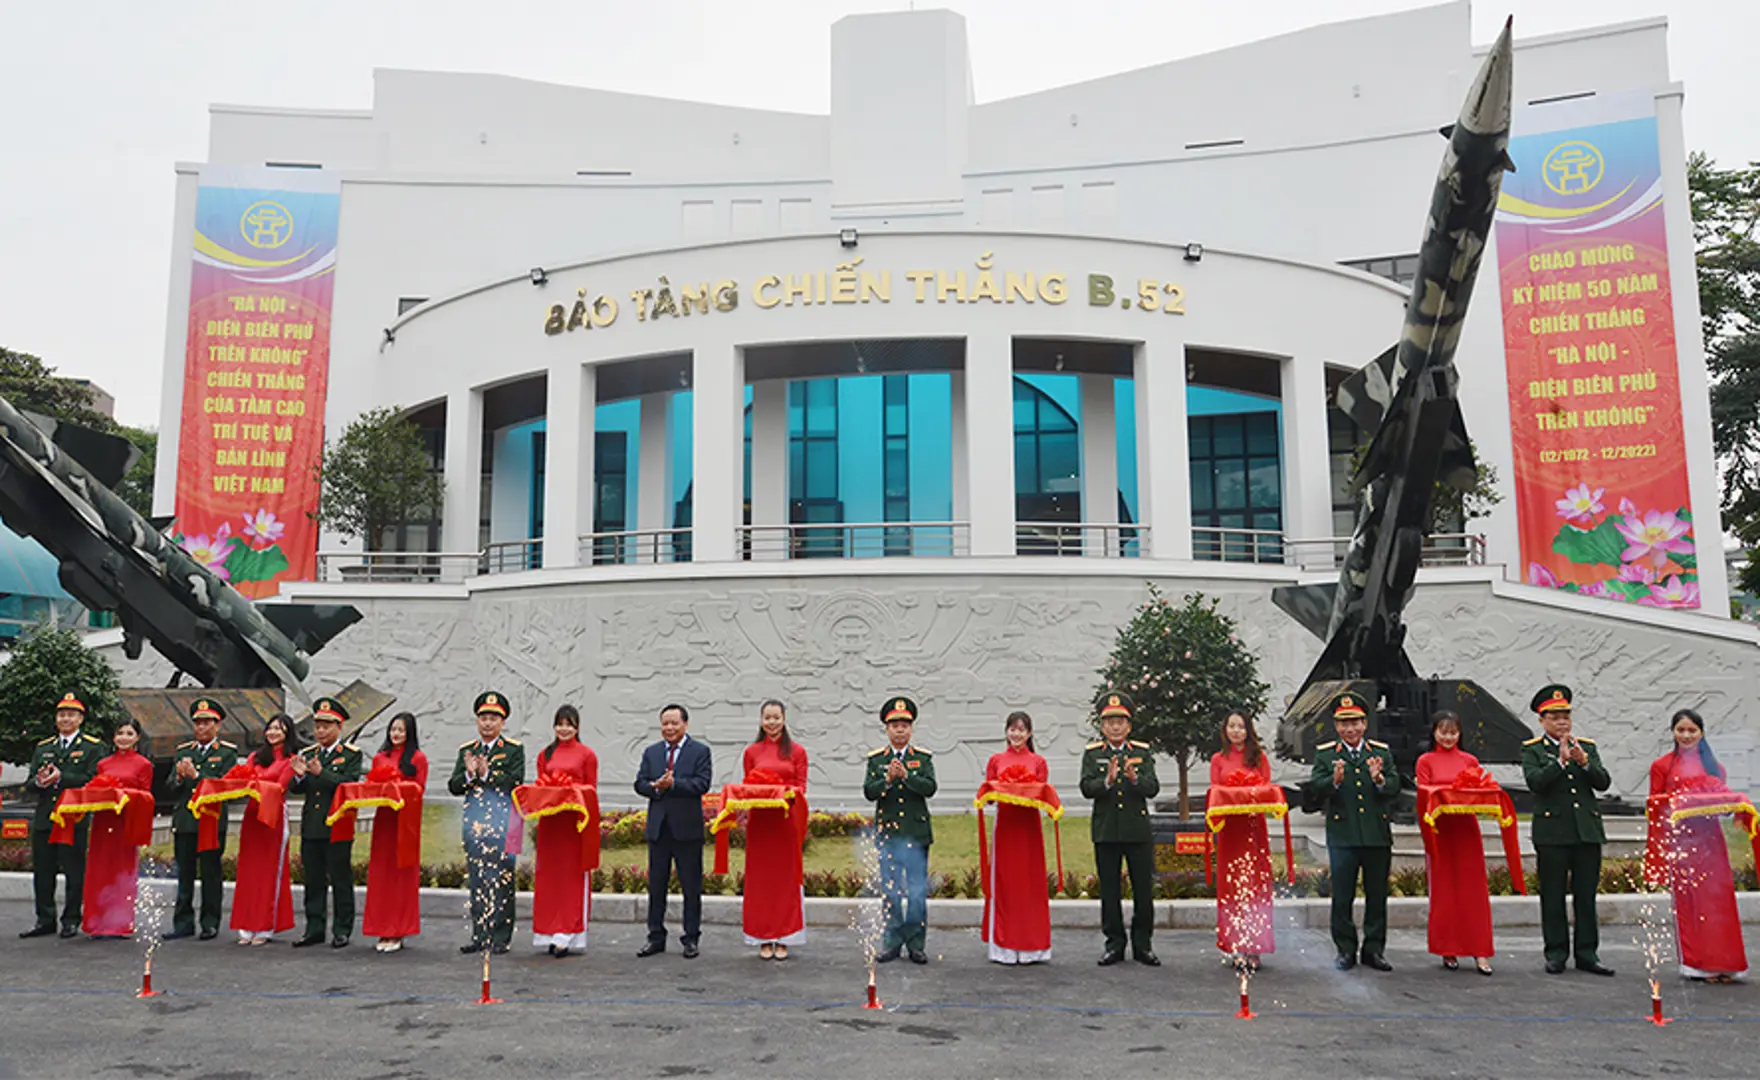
[449,691,525,954]
[1521,684,1614,976]
[290,698,364,948]
[164,698,239,940]
[863,696,936,964]
[1079,692,1161,967]
[19,692,103,939]
[1309,690,1399,971]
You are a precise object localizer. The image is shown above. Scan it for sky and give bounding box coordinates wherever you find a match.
[1,0,1755,429]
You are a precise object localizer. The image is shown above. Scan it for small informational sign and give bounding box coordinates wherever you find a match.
[1,820,29,840]
[1173,832,1210,855]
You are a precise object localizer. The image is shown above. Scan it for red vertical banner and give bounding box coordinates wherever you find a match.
[1495,101,1699,609]
[174,169,339,598]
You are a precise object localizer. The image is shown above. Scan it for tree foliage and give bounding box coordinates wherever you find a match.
[312,406,443,545]
[1689,153,1760,600]
[0,626,124,765]
[112,426,158,518]
[0,346,114,431]
[1093,585,1271,819]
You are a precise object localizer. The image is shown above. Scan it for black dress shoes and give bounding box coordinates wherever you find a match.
[1097,950,1125,966]
[1335,954,1357,971]
[1577,961,1615,976]
[907,948,927,965]
[1544,960,1566,974]
[331,936,349,949]
[1133,951,1161,967]
[875,946,901,964]
[161,929,195,942]
[459,942,483,955]
[19,925,55,939]
[199,928,219,941]
[636,941,665,958]
[1360,953,1393,972]
[552,947,570,959]
[292,935,325,949]
[682,942,700,959]
[491,943,510,955]
[58,926,78,939]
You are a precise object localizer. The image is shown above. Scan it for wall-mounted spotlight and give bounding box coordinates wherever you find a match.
[677,369,690,389]
[1183,243,1204,263]
[839,228,859,249]
[530,267,549,286]
[1053,353,1065,372]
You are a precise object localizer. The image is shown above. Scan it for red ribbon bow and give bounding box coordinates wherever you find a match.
[1449,766,1498,790]
[223,761,262,781]
[1220,769,1264,788]
[86,773,123,790]
[743,767,785,786]
[366,761,400,784]
[996,763,1038,784]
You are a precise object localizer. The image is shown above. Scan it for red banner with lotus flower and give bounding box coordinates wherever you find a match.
[1495,102,1699,607]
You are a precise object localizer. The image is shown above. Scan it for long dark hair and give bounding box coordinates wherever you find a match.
[1004,711,1036,753]
[753,699,795,759]
[111,717,142,751]
[543,704,580,766]
[1222,710,1264,769]
[377,711,421,778]
[1670,708,1723,781]
[252,712,305,767]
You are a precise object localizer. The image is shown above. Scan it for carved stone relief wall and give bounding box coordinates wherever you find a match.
[98,575,1758,806]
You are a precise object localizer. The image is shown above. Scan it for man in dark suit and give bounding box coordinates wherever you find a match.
[634,703,713,959]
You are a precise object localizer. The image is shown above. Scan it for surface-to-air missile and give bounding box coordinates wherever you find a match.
[0,392,358,694]
[1274,19,1534,781]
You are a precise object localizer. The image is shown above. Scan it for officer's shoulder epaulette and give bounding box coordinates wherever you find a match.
[37,735,55,745]
[80,733,102,743]
[1315,741,1337,751]
[1576,737,1596,744]
[1085,740,1105,750]
[176,740,196,750]
[460,739,479,748]
[1367,739,1388,749]
[868,746,889,757]
[1129,740,1151,749]
[1522,736,1545,746]
[218,741,237,749]
[909,745,931,756]
[503,738,522,747]
[342,742,361,752]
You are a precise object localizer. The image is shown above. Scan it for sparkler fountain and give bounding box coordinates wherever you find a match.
[851,830,886,1009]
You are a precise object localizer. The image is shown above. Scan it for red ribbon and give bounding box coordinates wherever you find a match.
[329,780,425,863]
[972,779,1065,896]
[1415,782,1525,894]
[49,785,155,847]
[1644,786,1760,891]
[190,777,286,852]
[709,782,805,877]
[511,782,601,871]
[1203,783,1294,885]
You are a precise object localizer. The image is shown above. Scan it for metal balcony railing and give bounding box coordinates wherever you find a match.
[315,550,484,584]
[481,538,543,575]
[577,528,692,566]
[740,521,969,560]
[1192,529,1488,568]
[1013,521,1147,558]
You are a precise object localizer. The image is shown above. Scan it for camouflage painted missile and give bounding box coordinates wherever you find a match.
[0,393,357,692]
[1303,18,1515,684]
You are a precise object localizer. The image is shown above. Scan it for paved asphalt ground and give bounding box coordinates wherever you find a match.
[0,898,1754,1079]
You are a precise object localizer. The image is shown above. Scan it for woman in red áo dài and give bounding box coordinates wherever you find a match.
[742,699,808,959]
[364,712,428,953]
[1648,709,1747,982]
[80,719,155,938]
[982,712,1053,964]
[230,713,301,946]
[1416,711,1495,975]
[1208,710,1275,969]
[531,705,598,958]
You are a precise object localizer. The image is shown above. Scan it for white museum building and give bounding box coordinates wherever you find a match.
[143,1,1756,804]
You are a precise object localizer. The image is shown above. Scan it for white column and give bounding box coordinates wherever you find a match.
[949,371,970,531]
[1280,356,1334,568]
[541,362,596,569]
[964,334,1015,557]
[440,388,483,555]
[749,379,789,559]
[636,393,670,535]
[1134,341,1191,559]
[691,344,745,563]
[1080,373,1119,555]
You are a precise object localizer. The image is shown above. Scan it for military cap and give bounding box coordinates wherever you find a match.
[474,690,510,718]
[880,696,918,724]
[190,698,225,722]
[312,697,349,724]
[1098,691,1134,719]
[1530,684,1572,714]
[55,691,86,714]
[1332,691,1368,721]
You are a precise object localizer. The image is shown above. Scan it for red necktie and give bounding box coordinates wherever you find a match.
[666,743,678,772]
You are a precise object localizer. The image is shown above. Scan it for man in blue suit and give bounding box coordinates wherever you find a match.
[634,703,713,958]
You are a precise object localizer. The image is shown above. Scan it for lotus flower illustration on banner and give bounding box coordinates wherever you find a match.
[175,512,290,587]
[1531,484,1698,608]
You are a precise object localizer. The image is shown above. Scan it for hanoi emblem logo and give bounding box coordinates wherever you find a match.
[1541,140,1603,197]
[239,200,294,249]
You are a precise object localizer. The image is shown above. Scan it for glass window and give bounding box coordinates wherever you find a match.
[1246,413,1278,455]
[805,381,837,436]
[1212,416,1245,457]
[1189,416,1211,458]
[1189,458,1214,511]
[883,444,909,500]
[1013,385,1036,432]
[1014,439,1037,496]
[1249,456,1280,507]
[1214,459,1246,510]
[805,440,837,499]
[1190,410,1283,560]
[1039,431,1079,491]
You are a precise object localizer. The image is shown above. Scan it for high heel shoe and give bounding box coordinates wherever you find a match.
[1442,956,1460,971]
[1475,958,1493,976]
